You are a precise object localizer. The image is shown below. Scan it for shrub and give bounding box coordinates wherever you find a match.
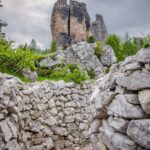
[143,37,150,48]
[106,35,124,62]
[63,44,68,50]
[38,64,88,84]
[94,40,104,58]
[0,37,45,75]
[106,34,140,62]
[37,68,53,77]
[86,36,96,43]
[87,68,95,79]
[50,41,57,53]
[104,67,110,74]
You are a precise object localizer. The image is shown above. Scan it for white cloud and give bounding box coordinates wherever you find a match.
[0,0,150,49]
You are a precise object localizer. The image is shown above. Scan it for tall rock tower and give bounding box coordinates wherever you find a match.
[51,0,70,46]
[51,0,90,46]
[70,0,90,43]
[91,14,108,41]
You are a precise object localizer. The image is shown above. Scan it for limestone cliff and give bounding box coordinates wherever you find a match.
[51,0,70,46]
[91,14,108,41]
[70,0,90,43]
[51,0,90,46]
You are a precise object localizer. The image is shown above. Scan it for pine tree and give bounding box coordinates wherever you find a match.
[0,0,7,37]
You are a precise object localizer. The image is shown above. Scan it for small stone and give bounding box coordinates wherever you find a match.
[138,89,150,114]
[79,123,87,130]
[89,119,102,134]
[125,94,140,104]
[54,127,68,136]
[65,116,75,123]
[48,99,55,108]
[108,116,129,133]
[44,116,57,126]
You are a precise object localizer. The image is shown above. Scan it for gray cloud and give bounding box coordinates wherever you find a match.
[0,0,150,49]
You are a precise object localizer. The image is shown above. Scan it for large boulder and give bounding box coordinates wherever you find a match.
[100,121,137,150]
[107,95,146,119]
[127,120,150,149]
[108,116,129,133]
[136,48,150,63]
[22,69,38,82]
[138,89,150,114]
[100,45,117,67]
[115,71,150,90]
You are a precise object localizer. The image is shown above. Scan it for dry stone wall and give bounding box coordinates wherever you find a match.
[90,48,150,150]
[0,73,94,150]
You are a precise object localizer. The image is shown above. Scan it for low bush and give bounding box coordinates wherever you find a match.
[87,68,96,79]
[50,41,57,53]
[38,64,88,84]
[86,36,96,43]
[0,37,45,75]
[94,40,104,58]
[143,37,150,48]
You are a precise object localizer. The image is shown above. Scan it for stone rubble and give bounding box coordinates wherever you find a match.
[90,48,150,150]
[0,73,94,150]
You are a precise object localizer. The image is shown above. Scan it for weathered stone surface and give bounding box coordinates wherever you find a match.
[70,0,90,43]
[51,0,70,46]
[95,91,116,110]
[107,95,145,119]
[100,121,137,150]
[100,45,117,67]
[22,69,38,82]
[115,71,150,90]
[39,56,62,69]
[90,48,150,150]
[0,119,17,142]
[89,119,101,134]
[108,116,129,133]
[91,14,108,41]
[136,48,150,63]
[64,42,104,76]
[125,94,140,104]
[5,139,21,150]
[138,89,150,114]
[127,120,150,149]
[54,127,68,136]
[51,0,91,46]
[123,62,141,72]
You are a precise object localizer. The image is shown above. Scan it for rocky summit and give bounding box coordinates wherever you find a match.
[51,0,108,46]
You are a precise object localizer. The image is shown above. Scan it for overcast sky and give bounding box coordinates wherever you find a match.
[0,0,150,49]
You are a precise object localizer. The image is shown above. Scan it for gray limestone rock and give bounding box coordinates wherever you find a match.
[22,69,38,82]
[100,121,137,150]
[89,119,102,134]
[123,62,141,72]
[125,94,140,104]
[136,48,150,63]
[54,127,68,136]
[108,116,129,133]
[127,119,150,149]
[115,71,150,90]
[138,89,150,114]
[91,14,108,41]
[107,94,146,119]
[100,45,117,67]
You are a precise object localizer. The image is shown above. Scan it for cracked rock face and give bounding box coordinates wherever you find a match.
[51,0,90,46]
[51,0,108,46]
